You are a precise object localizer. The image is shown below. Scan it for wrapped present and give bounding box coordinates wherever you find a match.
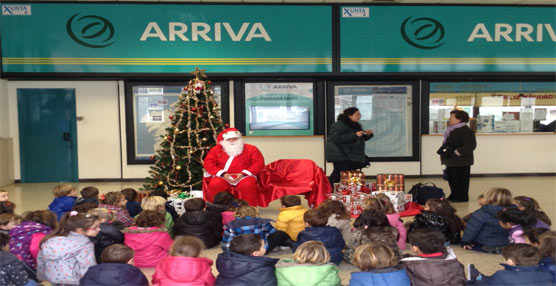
[167,190,204,215]
[371,190,408,212]
[334,183,376,195]
[340,170,365,186]
[376,174,405,192]
[328,191,372,217]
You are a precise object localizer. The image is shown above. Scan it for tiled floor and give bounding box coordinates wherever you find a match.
[2,176,555,285]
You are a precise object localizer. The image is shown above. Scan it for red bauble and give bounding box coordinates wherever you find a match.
[208,80,212,84]
[225,123,230,127]
[191,107,197,111]
[169,115,173,120]
[150,155,155,160]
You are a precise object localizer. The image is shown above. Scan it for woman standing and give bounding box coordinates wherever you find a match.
[437,110,477,202]
[325,107,373,184]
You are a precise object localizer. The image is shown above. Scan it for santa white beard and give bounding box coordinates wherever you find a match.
[220,138,245,157]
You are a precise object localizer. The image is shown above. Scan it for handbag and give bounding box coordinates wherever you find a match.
[408,182,445,205]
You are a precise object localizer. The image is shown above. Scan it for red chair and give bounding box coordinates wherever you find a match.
[255,159,333,208]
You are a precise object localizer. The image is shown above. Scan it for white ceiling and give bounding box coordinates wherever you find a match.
[13,0,556,4]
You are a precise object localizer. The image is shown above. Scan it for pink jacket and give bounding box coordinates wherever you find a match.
[221,211,235,227]
[153,256,215,286]
[387,214,407,250]
[123,226,173,268]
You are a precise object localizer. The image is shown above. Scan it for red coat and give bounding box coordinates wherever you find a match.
[123,226,173,268]
[204,144,265,178]
[152,256,215,286]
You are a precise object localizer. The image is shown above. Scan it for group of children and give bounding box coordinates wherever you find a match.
[0,185,555,286]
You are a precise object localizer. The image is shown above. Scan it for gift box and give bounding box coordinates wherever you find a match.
[376,174,405,192]
[328,191,372,218]
[340,170,366,186]
[371,190,409,212]
[167,190,203,215]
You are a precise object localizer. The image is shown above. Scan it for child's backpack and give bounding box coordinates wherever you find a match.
[408,183,444,205]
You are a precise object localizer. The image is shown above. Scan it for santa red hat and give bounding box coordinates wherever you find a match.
[217,128,242,143]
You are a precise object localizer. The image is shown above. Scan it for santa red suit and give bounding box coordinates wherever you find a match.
[203,128,265,206]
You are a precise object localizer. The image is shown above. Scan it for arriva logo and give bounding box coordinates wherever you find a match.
[260,84,271,91]
[66,14,115,48]
[401,16,445,49]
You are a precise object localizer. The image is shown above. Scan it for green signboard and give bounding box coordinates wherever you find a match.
[340,6,556,72]
[1,4,332,73]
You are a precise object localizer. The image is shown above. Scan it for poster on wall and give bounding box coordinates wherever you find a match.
[244,82,314,136]
[334,85,413,157]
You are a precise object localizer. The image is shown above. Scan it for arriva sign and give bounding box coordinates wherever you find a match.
[468,23,556,42]
[140,22,271,42]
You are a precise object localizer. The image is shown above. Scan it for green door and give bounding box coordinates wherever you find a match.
[17,89,78,182]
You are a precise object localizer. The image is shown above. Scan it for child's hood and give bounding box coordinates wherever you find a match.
[216,251,278,278]
[182,211,213,225]
[401,247,457,262]
[83,263,145,285]
[157,256,213,282]
[40,232,91,260]
[481,204,507,216]
[123,227,167,251]
[276,260,339,285]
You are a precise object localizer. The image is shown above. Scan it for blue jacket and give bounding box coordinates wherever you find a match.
[474,263,553,285]
[125,201,143,218]
[539,257,556,284]
[294,226,345,265]
[48,196,77,220]
[461,205,510,247]
[215,251,279,286]
[349,267,410,286]
[80,263,148,286]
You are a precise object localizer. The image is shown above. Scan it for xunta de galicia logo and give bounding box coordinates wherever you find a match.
[401,16,445,49]
[66,14,115,48]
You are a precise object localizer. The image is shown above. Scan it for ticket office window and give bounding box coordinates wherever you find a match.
[429,82,556,134]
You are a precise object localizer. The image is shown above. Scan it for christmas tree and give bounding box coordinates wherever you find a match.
[144,67,226,193]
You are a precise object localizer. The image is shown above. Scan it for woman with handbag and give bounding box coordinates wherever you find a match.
[437,110,477,202]
[325,107,373,184]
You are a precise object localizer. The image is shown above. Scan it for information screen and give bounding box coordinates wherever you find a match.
[249,106,310,130]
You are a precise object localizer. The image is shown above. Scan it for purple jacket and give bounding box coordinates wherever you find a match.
[509,219,550,244]
[9,221,52,269]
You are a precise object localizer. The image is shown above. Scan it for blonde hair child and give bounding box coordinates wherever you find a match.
[275,241,341,286]
[48,184,78,220]
[153,235,216,285]
[142,195,174,236]
[350,243,410,285]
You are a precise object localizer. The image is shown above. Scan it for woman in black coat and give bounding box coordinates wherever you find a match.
[437,110,477,202]
[325,107,373,184]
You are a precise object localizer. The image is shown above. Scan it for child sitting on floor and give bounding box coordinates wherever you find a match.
[467,243,552,285]
[497,208,549,244]
[0,189,8,202]
[276,240,340,286]
[349,242,410,286]
[461,187,513,253]
[121,188,143,218]
[318,199,352,243]
[80,244,148,286]
[538,231,556,284]
[1,233,37,286]
[294,209,345,265]
[173,198,222,248]
[123,210,173,268]
[206,191,238,227]
[408,198,464,245]
[153,235,215,286]
[48,184,78,220]
[275,195,308,241]
[365,196,406,250]
[222,205,289,253]
[98,192,134,227]
[0,213,21,235]
[142,195,174,236]
[86,208,125,263]
[513,196,551,226]
[401,228,465,286]
[37,212,100,285]
[216,234,279,286]
[73,186,100,209]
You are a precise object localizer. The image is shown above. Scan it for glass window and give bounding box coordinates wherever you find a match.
[244,82,314,136]
[125,82,226,164]
[429,82,556,134]
[333,85,414,158]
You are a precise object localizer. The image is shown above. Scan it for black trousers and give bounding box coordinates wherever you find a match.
[446,166,471,202]
[266,230,291,253]
[328,160,367,185]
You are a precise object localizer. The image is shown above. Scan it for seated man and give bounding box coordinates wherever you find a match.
[204,128,265,206]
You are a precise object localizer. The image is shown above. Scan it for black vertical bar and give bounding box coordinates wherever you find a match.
[332,4,341,75]
[314,80,325,135]
[233,80,245,134]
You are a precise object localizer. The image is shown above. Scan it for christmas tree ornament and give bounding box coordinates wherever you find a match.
[169,115,173,120]
[176,165,182,170]
[158,181,164,185]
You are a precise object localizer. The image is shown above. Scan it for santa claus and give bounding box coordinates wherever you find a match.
[203,128,265,206]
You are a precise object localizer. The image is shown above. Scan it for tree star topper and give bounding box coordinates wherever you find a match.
[190,66,207,80]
